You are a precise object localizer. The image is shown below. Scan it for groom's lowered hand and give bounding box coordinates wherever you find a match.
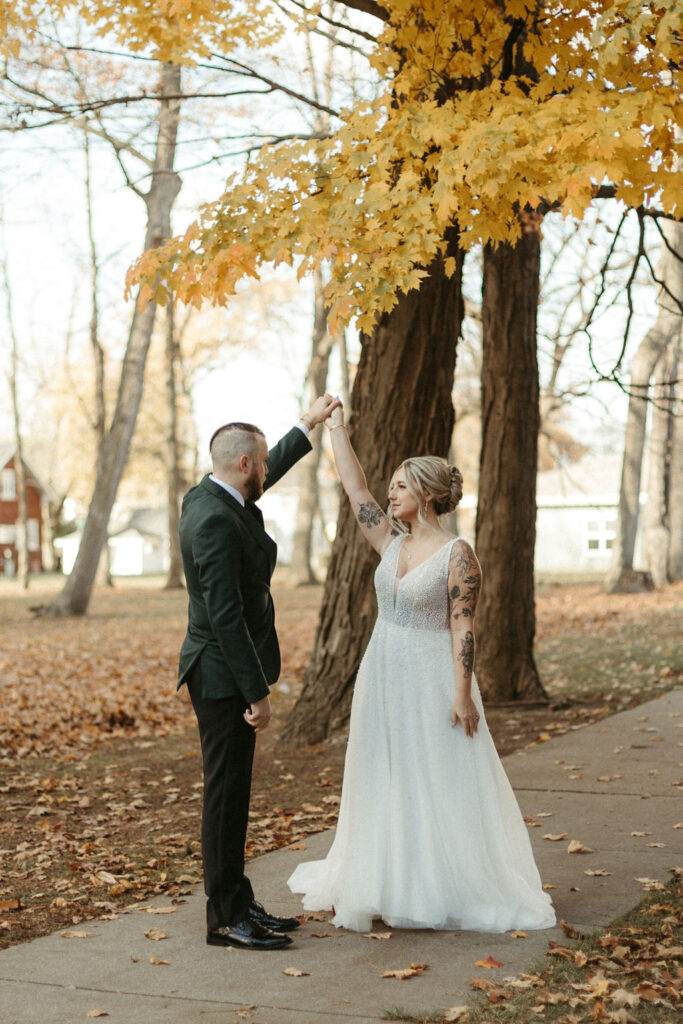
[244,695,272,732]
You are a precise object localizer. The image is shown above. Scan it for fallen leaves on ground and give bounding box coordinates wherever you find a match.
[466,882,681,1024]
[143,928,166,940]
[382,963,429,979]
[148,954,169,965]
[282,967,309,977]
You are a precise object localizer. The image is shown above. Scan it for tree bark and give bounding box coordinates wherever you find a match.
[475,227,547,703]
[283,233,464,746]
[2,251,30,588]
[48,62,183,616]
[606,221,683,592]
[668,337,683,580]
[290,266,334,585]
[164,298,184,589]
[643,340,678,587]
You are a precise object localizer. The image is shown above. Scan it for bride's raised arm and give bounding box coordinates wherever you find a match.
[326,404,397,555]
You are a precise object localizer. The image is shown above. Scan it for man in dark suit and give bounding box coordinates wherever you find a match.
[178,396,338,950]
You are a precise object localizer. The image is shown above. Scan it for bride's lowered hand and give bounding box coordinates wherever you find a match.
[451,693,480,738]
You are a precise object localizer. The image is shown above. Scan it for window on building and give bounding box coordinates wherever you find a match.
[585,513,617,555]
[0,524,15,544]
[1,468,16,500]
[27,519,39,552]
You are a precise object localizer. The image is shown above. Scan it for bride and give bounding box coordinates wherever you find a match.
[288,404,555,933]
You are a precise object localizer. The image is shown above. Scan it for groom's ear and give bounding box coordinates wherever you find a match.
[238,454,250,474]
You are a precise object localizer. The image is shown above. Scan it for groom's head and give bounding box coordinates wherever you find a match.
[210,422,269,501]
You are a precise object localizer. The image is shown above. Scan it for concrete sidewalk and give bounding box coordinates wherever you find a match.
[1,689,680,1024]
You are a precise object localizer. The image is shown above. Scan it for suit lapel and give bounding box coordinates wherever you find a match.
[199,476,276,570]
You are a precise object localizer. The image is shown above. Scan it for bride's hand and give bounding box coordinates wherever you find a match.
[451,694,479,738]
[326,403,344,430]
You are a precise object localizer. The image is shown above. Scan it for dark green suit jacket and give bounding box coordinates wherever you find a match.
[178,427,312,702]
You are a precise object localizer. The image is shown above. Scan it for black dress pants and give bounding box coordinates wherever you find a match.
[189,665,256,930]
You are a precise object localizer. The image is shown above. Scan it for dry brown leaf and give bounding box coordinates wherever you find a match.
[585,869,612,877]
[631,831,651,837]
[0,898,21,912]
[544,833,568,841]
[443,1007,470,1022]
[561,920,582,939]
[568,839,593,854]
[361,931,392,940]
[144,929,167,941]
[142,905,175,915]
[60,930,91,939]
[148,955,170,966]
[509,930,528,939]
[382,963,429,980]
[85,1012,109,1019]
[475,955,503,968]
[282,967,309,977]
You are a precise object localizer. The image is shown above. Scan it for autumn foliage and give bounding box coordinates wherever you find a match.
[112,0,683,331]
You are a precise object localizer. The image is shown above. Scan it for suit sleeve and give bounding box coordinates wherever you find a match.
[264,426,312,492]
[192,513,270,704]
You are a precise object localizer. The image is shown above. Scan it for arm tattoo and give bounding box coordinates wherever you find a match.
[449,542,481,620]
[357,501,383,527]
[458,630,475,676]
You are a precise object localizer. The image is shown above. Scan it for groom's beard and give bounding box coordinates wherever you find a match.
[245,471,263,503]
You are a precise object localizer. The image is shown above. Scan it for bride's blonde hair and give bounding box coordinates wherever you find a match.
[388,456,463,531]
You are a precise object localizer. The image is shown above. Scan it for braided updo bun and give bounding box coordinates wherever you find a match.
[399,456,463,517]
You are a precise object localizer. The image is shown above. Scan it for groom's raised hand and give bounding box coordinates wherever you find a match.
[303,394,342,428]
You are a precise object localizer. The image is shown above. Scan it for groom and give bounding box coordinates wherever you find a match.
[178,397,339,949]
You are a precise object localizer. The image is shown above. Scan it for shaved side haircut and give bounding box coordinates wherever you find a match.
[210,422,265,469]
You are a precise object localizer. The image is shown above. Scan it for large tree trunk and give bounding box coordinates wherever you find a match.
[290,266,334,585]
[48,62,183,616]
[164,298,184,589]
[643,340,678,587]
[283,233,464,746]
[607,221,683,593]
[475,228,547,704]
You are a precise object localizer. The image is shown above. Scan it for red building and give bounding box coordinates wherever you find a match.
[0,447,54,575]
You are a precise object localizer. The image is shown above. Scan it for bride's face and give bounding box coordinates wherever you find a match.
[388,468,419,522]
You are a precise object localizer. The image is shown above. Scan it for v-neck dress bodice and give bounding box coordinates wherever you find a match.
[378,534,455,631]
[288,532,555,934]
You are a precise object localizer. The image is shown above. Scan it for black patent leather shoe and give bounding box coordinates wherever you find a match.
[248,899,301,932]
[207,917,293,950]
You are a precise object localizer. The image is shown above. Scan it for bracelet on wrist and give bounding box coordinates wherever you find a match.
[328,423,345,431]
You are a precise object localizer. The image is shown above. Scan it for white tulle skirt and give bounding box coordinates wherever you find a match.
[288,620,556,932]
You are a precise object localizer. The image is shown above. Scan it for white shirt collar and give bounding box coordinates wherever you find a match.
[209,474,245,506]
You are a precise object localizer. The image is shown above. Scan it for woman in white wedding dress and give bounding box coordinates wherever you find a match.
[288,405,555,933]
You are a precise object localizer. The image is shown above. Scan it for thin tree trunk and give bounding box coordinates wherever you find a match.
[2,251,30,588]
[475,227,547,704]
[668,335,683,580]
[84,128,114,588]
[283,232,464,746]
[290,266,334,585]
[607,221,683,592]
[338,328,351,409]
[644,338,679,586]
[164,297,184,589]
[48,62,183,616]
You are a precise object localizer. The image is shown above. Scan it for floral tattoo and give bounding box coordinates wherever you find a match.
[458,630,475,676]
[449,542,481,621]
[357,501,383,527]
